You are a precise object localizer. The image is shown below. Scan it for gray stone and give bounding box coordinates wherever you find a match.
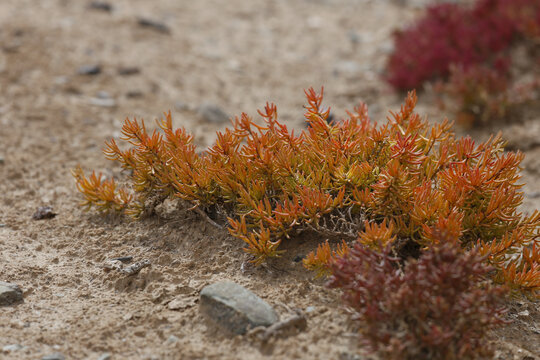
[111,256,133,263]
[333,60,361,76]
[32,206,57,220]
[98,353,112,360]
[2,344,23,352]
[77,64,101,76]
[53,76,68,85]
[197,103,230,124]
[174,101,189,111]
[89,1,113,12]
[88,97,116,108]
[126,90,143,98]
[199,281,279,335]
[347,30,361,45]
[378,40,395,55]
[166,335,180,345]
[0,281,23,306]
[118,66,140,76]
[137,18,170,34]
[96,91,111,99]
[88,91,117,107]
[42,353,65,360]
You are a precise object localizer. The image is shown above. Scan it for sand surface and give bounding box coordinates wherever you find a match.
[0,0,538,359]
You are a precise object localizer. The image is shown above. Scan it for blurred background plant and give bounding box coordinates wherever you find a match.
[386,0,540,127]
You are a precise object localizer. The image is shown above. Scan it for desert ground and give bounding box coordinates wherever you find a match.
[0,0,538,359]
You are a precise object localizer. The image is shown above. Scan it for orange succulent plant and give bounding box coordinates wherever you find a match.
[73,88,539,295]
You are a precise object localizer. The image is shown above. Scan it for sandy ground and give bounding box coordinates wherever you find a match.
[0,0,538,359]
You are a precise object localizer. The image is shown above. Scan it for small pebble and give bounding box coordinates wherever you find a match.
[347,30,361,45]
[41,353,65,360]
[53,76,69,85]
[174,101,189,111]
[166,335,180,345]
[96,91,112,99]
[333,60,361,76]
[97,353,112,360]
[102,259,123,272]
[88,1,112,12]
[2,344,23,352]
[378,40,395,55]
[126,90,143,98]
[118,66,140,76]
[111,256,133,263]
[137,18,170,34]
[88,97,116,108]
[197,103,230,124]
[77,64,101,76]
[32,206,57,220]
[122,259,151,275]
[0,156,4,164]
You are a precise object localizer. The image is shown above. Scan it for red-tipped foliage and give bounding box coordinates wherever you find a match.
[386,0,539,91]
[328,237,507,360]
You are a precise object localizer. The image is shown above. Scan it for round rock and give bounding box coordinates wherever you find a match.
[197,103,230,124]
[0,281,23,306]
[200,281,279,335]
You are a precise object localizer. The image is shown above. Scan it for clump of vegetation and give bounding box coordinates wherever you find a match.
[385,0,540,126]
[327,236,507,360]
[386,0,539,90]
[73,88,539,295]
[438,64,539,128]
[441,63,511,127]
